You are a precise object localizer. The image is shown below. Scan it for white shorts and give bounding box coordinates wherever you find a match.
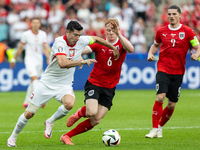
[25,62,43,77]
[28,81,75,107]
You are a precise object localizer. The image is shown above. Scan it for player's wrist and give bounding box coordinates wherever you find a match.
[11,58,16,63]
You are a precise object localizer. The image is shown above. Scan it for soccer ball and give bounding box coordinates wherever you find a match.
[102,129,121,146]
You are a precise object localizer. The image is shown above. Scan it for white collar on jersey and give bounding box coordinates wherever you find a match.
[106,37,119,45]
[168,24,182,31]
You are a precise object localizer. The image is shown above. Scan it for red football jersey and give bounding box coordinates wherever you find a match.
[155,24,196,75]
[88,38,127,89]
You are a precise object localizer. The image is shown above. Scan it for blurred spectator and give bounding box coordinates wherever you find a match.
[105,0,116,12]
[0,18,9,42]
[0,0,8,19]
[133,0,148,23]
[34,2,48,25]
[91,13,105,38]
[132,17,145,34]
[77,2,90,23]
[130,29,146,54]
[19,3,34,19]
[0,40,7,63]
[11,17,29,44]
[48,4,63,33]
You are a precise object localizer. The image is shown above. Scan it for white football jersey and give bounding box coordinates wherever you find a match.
[21,29,47,64]
[40,35,90,88]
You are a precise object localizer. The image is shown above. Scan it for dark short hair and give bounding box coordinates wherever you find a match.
[66,21,83,32]
[168,5,181,14]
[31,17,41,22]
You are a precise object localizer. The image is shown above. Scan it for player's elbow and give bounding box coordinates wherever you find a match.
[57,60,65,68]
[127,47,134,53]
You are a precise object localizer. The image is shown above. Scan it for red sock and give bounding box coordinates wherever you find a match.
[78,106,86,117]
[152,100,163,128]
[66,118,94,138]
[159,106,174,127]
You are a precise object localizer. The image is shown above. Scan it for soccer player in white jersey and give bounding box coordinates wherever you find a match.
[10,17,50,108]
[7,20,120,147]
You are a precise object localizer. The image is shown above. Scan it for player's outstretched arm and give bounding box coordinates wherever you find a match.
[56,55,97,69]
[147,43,160,61]
[10,42,24,68]
[91,36,120,60]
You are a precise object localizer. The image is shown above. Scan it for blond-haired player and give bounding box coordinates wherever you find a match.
[60,18,134,145]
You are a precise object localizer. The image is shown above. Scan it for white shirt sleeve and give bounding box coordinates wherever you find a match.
[20,32,27,44]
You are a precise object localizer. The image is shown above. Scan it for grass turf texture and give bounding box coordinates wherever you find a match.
[0,89,200,150]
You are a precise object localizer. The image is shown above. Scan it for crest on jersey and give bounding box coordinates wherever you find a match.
[69,49,75,57]
[116,45,119,50]
[58,46,63,52]
[179,32,185,40]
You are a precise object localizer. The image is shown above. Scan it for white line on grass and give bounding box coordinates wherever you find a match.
[1,126,200,134]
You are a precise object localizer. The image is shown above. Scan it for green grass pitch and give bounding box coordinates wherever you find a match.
[0,89,200,150]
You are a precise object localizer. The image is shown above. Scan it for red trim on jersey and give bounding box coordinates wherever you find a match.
[51,53,66,62]
[63,35,76,47]
[55,53,66,56]
[51,56,56,62]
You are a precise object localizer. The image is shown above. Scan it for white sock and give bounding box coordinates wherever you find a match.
[32,79,39,90]
[46,105,70,123]
[24,83,33,103]
[10,113,29,139]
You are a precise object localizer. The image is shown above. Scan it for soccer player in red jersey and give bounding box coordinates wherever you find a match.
[60,18,134,145]
[145,5,200,138]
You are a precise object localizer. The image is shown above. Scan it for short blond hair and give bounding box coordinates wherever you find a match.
[105,18,119,27]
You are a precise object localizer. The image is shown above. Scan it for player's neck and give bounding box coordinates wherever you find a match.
[32,29,39,34]
[169,22,180,29]
[107,38,118,44]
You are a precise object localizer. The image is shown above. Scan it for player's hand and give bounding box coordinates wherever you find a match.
[78,64,83,69]
[81,59,97,67]
[113,47,120,61]
[147,53,155,61]
[10,62,16,68]
[108,21,119,36]
[190,51,199,61]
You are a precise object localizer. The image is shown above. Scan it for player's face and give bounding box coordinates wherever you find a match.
[66,29,82,46]
[105,23,117,42]
[31,19,41,31]
[167,9,181,26]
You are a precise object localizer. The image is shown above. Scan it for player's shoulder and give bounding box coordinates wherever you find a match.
[38,29,47,35]
[54,36,66,45]
[181,24,193,31]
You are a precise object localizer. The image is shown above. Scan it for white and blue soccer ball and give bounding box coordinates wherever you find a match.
[102,129,121,146]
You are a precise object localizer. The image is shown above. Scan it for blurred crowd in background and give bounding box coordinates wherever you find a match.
[0,0,200,63]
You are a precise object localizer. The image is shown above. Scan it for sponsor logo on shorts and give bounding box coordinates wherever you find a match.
[88,90,94,96]
[156,84,159,92]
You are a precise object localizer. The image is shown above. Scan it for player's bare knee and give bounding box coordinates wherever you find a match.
[63,101,74,110]
[24,111,34,119]
[167,103,175,110]
[90,118,101,126]
[156,94,165,102]
[86,109,97,117]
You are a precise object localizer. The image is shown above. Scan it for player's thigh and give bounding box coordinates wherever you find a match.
[28,81,53,107]
[156,71,170,94]
[55,85,75,105]
[168,75,183,103]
